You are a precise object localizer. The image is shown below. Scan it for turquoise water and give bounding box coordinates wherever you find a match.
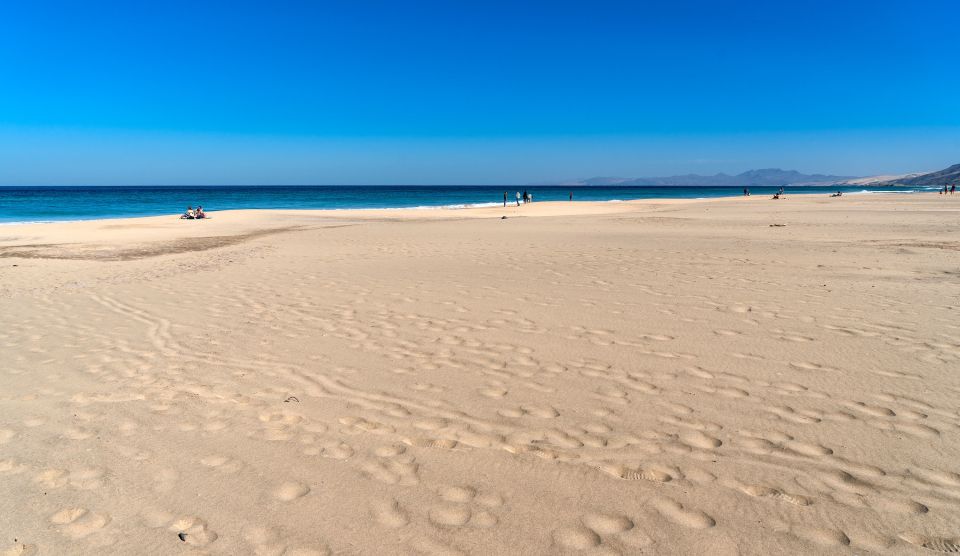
[0,184,932,224]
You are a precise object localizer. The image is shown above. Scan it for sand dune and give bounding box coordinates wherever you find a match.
[1,194,959,554]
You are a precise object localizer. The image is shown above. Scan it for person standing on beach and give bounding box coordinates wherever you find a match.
[503,191,507,207]
[516,191,521,206]
[569,191,573,201]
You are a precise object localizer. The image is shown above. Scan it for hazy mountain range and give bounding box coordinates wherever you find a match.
[537,164,960,187]
[871,163,960,186]
[537,168,854,187]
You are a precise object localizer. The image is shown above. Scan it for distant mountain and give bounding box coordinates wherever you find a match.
[539,168,854,187]
[836,172,928,186]
[873,163,960,186]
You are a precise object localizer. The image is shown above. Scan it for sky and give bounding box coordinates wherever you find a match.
[0,0,958,185]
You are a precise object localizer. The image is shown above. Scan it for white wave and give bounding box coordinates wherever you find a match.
[846,189,922,195]
[330,201,505,211]
[0,219,84,225]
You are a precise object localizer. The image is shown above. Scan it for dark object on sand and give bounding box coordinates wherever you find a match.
[769,224,786,227]
[284,396,300,403]
[178,532,187,542]
[501,216,507,220]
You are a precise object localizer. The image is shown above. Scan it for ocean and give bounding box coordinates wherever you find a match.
[0,184,933,224]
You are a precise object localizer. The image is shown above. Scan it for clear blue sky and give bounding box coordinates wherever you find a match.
[1,0,957,184]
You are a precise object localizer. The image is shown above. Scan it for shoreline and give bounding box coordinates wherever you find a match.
[0,189,943,230]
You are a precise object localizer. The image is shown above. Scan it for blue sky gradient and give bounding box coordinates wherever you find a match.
[1,1,957,184]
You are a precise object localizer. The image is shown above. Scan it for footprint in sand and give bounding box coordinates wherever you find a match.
[1,542,39,556]
[737,483,813,506]
[402,436,459,450]
[581,513,634,535]
[783,523,851,548]
[552,526,601,549]
[33,469,69,489]
[312,441,354,459]
[650,497,715,529]
[0,458,28,475]
[428,485,504,529]
[899,533,960,553]
[359,455,420,486]
[373,499,410,528]
[272,481,311,501]
[428,505,472,527]
[49,507,112,540]
[243,524,331,556]
[553,512,638,551]
[169,516,219,547]
[598,463,674,483]
[142,510,218,548]
[199,454,244,473]
[67,467,106,490]
[678,430,723,450]
[243,525,288,554]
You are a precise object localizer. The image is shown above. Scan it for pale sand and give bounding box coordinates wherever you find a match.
[1,194,959,555]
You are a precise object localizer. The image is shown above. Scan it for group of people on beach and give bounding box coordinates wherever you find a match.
[504,190,534,207]
[742,186,787,199]
[180,206,206,219]
[939,184,956,195]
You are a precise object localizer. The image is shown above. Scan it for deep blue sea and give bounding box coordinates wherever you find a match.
[0,184,933,224]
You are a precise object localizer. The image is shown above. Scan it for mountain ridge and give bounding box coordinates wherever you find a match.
[535,168,855,187]
[872,164,960,186]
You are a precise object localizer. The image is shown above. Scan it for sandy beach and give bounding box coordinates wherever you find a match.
[1,193,959,555]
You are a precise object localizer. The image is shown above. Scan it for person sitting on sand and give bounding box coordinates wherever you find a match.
[181,206,195,219]
[772,193,780,200]
[195,206,206,219]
